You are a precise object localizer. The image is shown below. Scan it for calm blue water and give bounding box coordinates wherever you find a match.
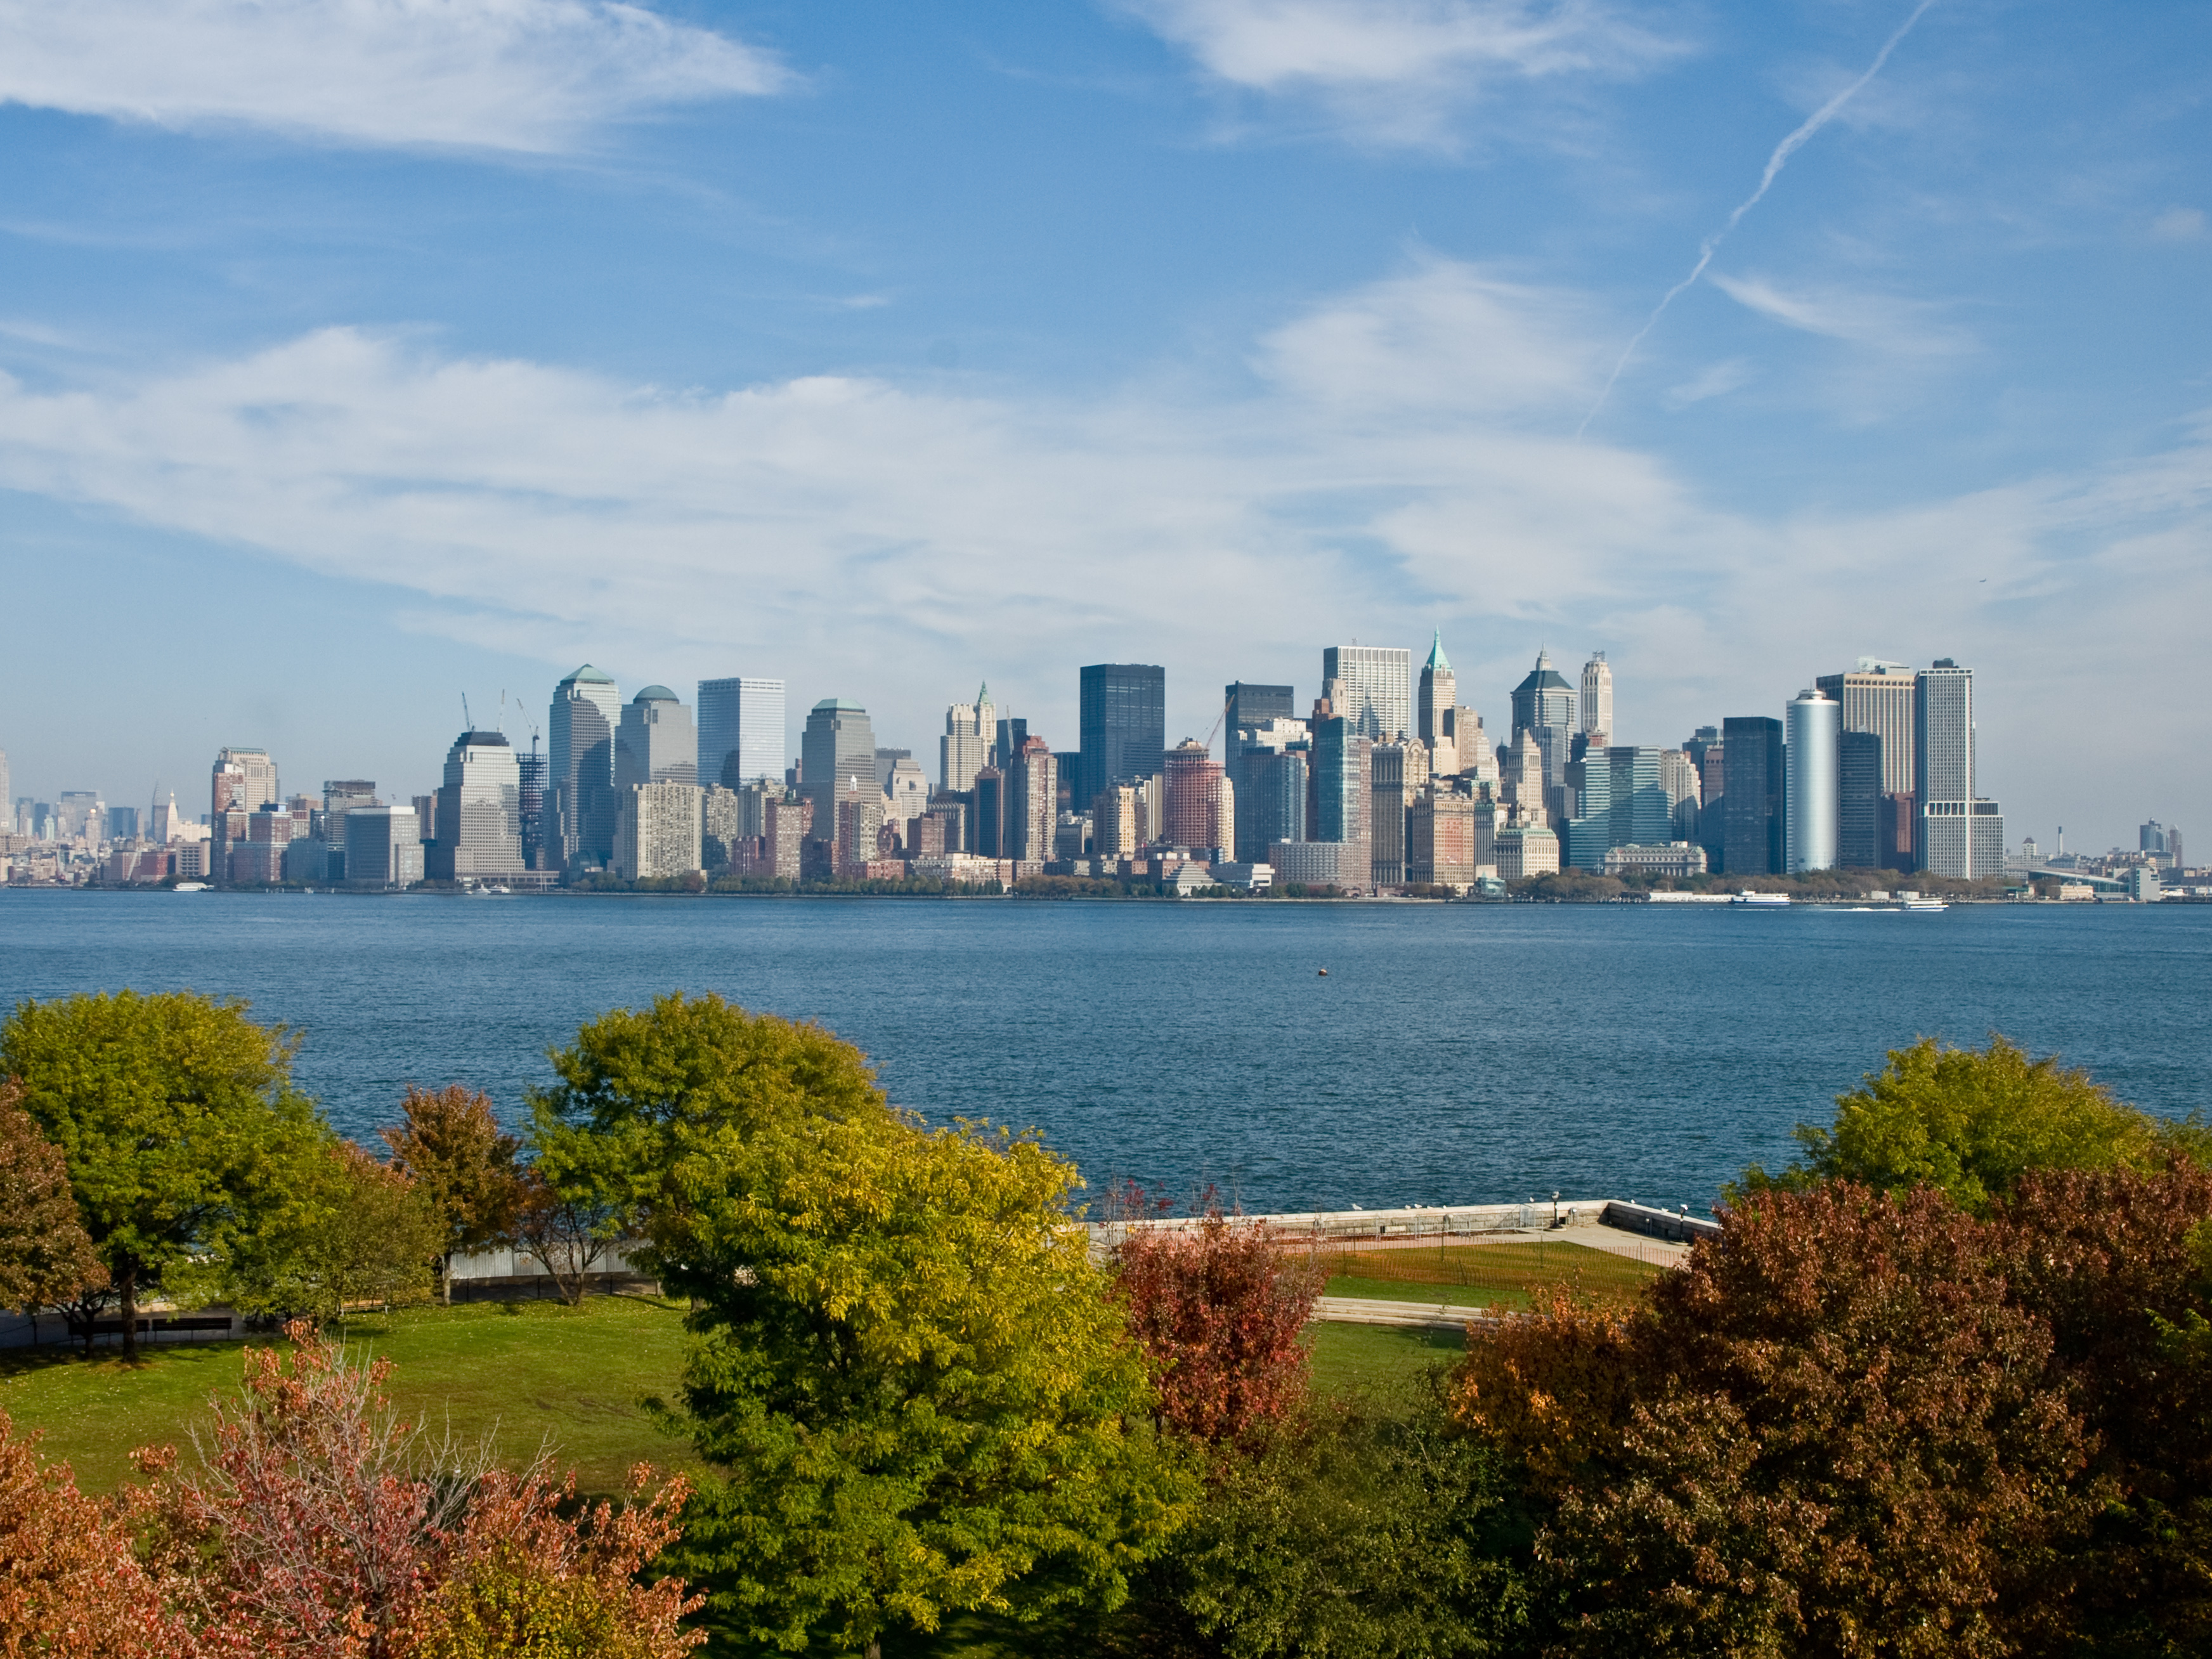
[3,891,2205,1213]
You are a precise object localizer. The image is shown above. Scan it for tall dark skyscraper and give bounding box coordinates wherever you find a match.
[1838,731,1882,869]
[1076,663,1166,809]
[1721,715,1785,877]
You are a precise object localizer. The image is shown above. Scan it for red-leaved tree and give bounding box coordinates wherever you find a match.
[1114,1211,1322,1446]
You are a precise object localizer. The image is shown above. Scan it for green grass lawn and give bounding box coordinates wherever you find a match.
[0,1293,695,1497]
[1315,1239,1665,1310]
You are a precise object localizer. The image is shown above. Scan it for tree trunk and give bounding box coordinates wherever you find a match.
[118,1259,138,1358]
[443,1248,454,1305]
[866,1643,881,1659]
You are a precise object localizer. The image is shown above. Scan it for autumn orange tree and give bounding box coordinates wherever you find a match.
[0,1077,107,1344]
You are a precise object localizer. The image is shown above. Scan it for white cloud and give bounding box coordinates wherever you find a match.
[1710,271,1972,360]
[1662,357,1752,408]
[1119,0,1681,145]
[0,0,789,153]
[0,258,2205,843]
[2150,207,2208,244]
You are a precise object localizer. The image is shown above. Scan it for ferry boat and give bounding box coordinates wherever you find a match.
[173,882,209,892]
[1899,897,1948,913]
[1731,890,1791,907]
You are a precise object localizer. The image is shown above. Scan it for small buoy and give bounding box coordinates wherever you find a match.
[1317,968,1329,977]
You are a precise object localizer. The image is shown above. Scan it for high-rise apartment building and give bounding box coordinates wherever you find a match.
[1237,748,1308,862]
[1077,663,1166,809]
[1785,689,1838,874]
[431,730,524,878]
[1005,738,1057,863]
[696,676,785,790]
[1721,716,1785,877]
[973,767,1006,858]
[1838,731,1882,869]
[549,664,621,869]
[1161,739,1226,853]
[1658,749,1701,845]
[1313,716,1372,885]
[940,685,994,794]
[1321,645,1412,741]
[800,699,877,837]
[1093,784,1140,857]
[616,686,698,790]
[616,781,703,880]
[344,805,422,888]
[1580,653,1613,741]
[1914,659,2003,878]
[1369,739,1428,885]
[1815,660,1916,795]
[1409,786,1480,888]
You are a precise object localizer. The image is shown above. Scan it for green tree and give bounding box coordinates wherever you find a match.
[2,991,330,1355]
[1740,1034,2182,1214]
[380,1083,523,1303]
[531,992,1192,1656]
[219,1140,445,1323]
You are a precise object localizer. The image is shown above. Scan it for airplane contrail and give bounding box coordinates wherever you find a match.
[1577,0,1941,438]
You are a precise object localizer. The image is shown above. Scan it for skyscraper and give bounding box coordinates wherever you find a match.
[516,739,548,870]
[1238,748,1308,862]
[1509,650,1578,817]
[616,686,698,790]
[1226,681,1295,735]
[1414,634,1485,777]
[1321,645,1412,741]
[1077,663,1166,809]
[616,781,703,880]
[696,676,786,790]
[1005,738,1057,862]
[1838,731,1882,869]
[1721,716,1784,877]
[940,685,994,794]
[1162,739,1224,852]
[431,729,524,878]
[1313,715,1372,885]
[1580,653,1613,741]
[1369,739,1423,885]
[1785,689,1838,874]
[1814,660,1916,795]
[344,805,423,888]
[1914,659,2003,878]
[801,699,878,836]
[212,747,278,817]
[549,665,621,869]
[1565,747,1667,871]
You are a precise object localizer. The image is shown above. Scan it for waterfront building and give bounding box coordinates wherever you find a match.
[834,783,887,876]
[1236,747,1308,862]
[1163,739,1225,853]
[1914,659,2003,878]
[1601,842,1708,880]
[1721,715,1785,877]
[344,805,423,888]
[280,836,335,883]
[1580,653,1613,742]
[616,686,698,791]
[1369,739,1427,885]
[549,665,621,869]
[1269,839,1360,889]
[1005,739,1057,864]
[1312,715,1372,885]
[1321,644,1412,742]
[1816,660,1916,796]
[763,793,807,880]
[1408,786,1479,887]
[696,676,785,790]
[1565,746,1668,872]
[1077,663,1167,809]
[1785,689,1839,874]
[430,729,524,879]
[801,699,877,836]
[1838,731,1882,869]
[940,686,994,795]
[616,781,702,880]
[1493,824,1560,880]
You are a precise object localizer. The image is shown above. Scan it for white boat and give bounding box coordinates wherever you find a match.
[173,882,208,892]
[1900,897,1948,913]
[1731,890,1791,907]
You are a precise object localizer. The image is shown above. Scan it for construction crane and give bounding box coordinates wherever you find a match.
[1201,691,1234,755]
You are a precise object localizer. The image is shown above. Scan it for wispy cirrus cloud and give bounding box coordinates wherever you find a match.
[0,0,791,153]
[1117,0,1683,145]
[1710,271,1973,360]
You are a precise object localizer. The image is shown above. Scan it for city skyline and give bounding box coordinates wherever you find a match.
[0,6,2205,851]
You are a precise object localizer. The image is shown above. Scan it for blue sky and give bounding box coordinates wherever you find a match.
[1,0,2207,851]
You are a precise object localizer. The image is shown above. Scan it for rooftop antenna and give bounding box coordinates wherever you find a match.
[462,693,473,731]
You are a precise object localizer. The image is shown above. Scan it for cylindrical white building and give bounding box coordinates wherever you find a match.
[1786,689,1838,873]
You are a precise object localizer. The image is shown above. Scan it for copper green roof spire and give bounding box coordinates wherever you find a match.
[1426,630,1450,673]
